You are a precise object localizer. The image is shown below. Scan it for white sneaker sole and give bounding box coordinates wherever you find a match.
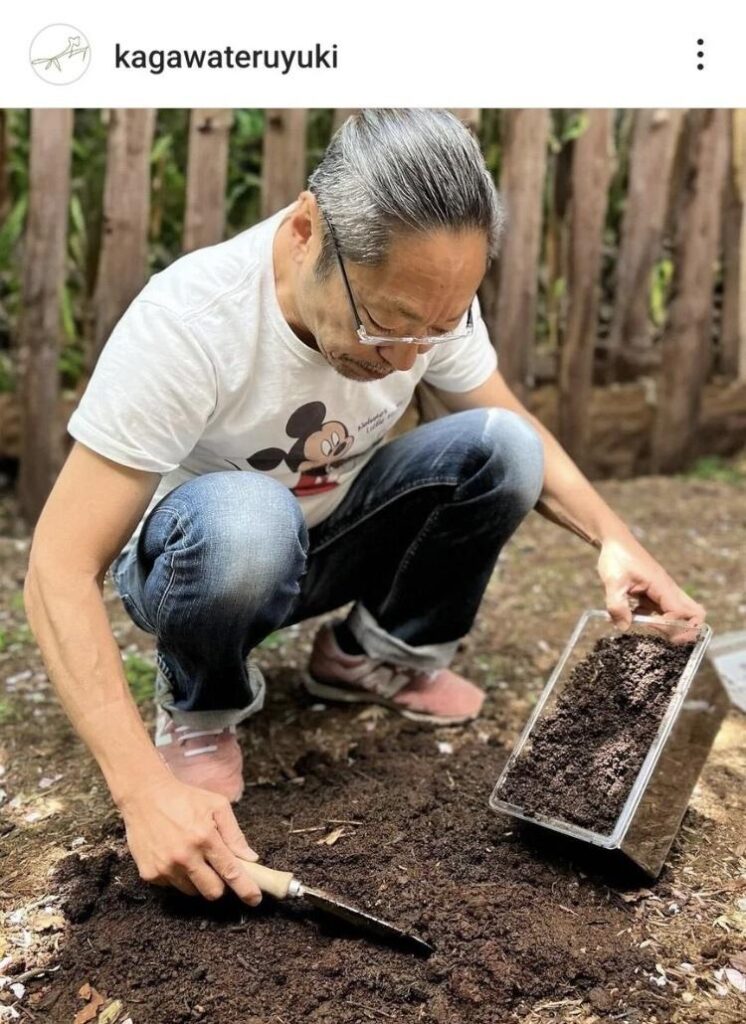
[301,672,480,726]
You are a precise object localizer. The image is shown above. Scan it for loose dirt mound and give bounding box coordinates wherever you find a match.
[42,730,665,1023]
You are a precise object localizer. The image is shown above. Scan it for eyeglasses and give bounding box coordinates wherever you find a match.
[321,209,475,347]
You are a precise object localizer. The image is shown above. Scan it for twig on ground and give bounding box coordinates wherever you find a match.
[9,964,60,985]
[345,1001,395,1019]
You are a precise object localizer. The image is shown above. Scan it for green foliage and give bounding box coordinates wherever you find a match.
[0,350,14,392]
[0,623,33,649]
[258,631,286,650]
[684,456,745,485]
[0,698,19,724]
[123,653,156,704]
[649,258,674,327]
[58,337,86,387]
[226,109,265,231]
[549,110,588,154]
[149,111,188,270]
[0,195,27,264]
[479,109,502,179]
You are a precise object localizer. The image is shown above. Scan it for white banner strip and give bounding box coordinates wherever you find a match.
[1,0,744,107]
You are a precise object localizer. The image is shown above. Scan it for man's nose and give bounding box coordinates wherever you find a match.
[378,343,426,372]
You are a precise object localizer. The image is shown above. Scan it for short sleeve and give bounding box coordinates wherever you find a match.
[421,293,498,392]
[66,299,217,474]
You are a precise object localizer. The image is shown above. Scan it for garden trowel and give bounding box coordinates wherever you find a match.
[238,857,434,955]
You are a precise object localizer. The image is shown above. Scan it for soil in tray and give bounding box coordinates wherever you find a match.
[38,730,667,1024]
[497,631,695,834]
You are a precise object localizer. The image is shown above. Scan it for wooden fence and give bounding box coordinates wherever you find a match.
[2,108,745,525]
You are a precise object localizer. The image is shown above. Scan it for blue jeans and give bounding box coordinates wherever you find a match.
[110,408,544,729]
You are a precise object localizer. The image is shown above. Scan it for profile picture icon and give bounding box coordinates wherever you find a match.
[29,24,91,85]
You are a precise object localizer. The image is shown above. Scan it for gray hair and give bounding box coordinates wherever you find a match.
[307,108,506,280]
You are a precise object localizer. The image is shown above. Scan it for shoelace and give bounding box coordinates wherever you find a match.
[173,725,230,758]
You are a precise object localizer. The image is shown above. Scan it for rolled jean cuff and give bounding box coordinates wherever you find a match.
[347,602,459,671]
[155,656,267,729]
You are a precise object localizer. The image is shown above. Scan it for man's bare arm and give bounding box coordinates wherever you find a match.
[24,442,173,803]
[432,371,705,630]
[23,441,262,903]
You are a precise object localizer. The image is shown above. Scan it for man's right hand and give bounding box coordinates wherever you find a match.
[118,776,263,904]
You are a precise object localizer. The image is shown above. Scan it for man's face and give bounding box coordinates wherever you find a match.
[289,195,489,383]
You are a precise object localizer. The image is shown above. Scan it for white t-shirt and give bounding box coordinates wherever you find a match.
[67,202,498,559]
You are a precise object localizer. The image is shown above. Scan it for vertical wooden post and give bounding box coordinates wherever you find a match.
[543,114,574,358]
[720,109,746,380]
[16,109,74,526]
[90,109,156,371]
[183,109,233,254]
[651,110,730,472]
[558,110,615,469]
[481,109,549,396]
[261,110,307,219]
[606,109,684,377]
[0,110,10,223]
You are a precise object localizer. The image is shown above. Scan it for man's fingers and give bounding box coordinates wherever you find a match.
[604,582,633,631]
[170,874,200,897]
[654,609,704,645]
[213,802,259,862]
[186,861,227,902]
[204,835,262,906]
[148,872,200,897]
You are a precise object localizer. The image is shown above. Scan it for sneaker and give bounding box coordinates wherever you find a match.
[302,623,485,725]
[154,705,245,804]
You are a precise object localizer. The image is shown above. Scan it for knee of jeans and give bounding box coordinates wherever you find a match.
[164,472,308,603]
[478,408,545,510]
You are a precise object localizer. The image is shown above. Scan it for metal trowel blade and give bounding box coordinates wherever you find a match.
[299,883,434,956]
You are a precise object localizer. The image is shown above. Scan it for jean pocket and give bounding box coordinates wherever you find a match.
[120,591,156,635]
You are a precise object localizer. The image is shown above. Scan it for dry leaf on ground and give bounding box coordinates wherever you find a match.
[73,982,105,1024]
[315,826,348,846]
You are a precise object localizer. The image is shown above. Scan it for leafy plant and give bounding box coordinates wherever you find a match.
[0,698,19,724]
[123,653,156,704]
[0,196,27,264]
[649,258,674,327]
[684,456,745,485]
[0,350,14,392]
[0,623,33,648]
[258,631,286,650]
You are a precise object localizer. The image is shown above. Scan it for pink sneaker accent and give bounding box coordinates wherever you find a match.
[303,623,485,725]
[154,707,244,803]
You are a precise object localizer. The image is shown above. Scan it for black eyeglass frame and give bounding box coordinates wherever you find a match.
[320,208,475,347]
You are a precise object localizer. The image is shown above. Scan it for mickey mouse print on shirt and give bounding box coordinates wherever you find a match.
[230,401,359,498]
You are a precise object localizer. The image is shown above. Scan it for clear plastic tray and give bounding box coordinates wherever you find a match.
[489,610,723,874]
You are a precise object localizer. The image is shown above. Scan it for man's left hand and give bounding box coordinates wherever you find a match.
[596,534,706,634]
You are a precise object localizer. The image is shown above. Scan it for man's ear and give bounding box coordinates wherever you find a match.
[288,191,320,261]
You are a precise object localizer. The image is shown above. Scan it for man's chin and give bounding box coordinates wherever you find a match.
[330,357,391,382]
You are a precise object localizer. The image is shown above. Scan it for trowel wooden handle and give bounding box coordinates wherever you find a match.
[238,858,296,900]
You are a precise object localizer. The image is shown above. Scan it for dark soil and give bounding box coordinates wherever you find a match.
[498,633,695,834]
[3,470,746,1023]
[38,730,665,1024]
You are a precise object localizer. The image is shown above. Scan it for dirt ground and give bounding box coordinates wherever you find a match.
[0,469,744,1024]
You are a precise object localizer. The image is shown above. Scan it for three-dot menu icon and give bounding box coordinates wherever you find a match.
[697,38,704,71]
